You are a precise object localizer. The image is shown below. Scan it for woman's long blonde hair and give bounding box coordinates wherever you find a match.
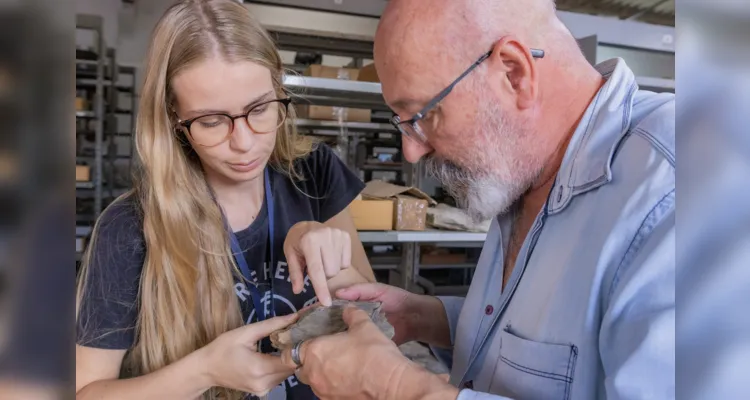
[76,1,312,398]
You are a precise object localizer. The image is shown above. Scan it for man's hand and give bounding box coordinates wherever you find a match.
[336,283,451,347]
[281,307,459,400]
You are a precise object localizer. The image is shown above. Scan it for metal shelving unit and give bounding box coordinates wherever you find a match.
[294,118,395,133]
[285,75,389,111]
[76,14,106,221]
[76,15,138,263]
[77,78,133,92]
[76,182,95,189]
[76,110,96,118]
[359,230,487,243]
[636,76,675,93]
[75,14,107,263]
[107,64,137,198]
[577,35,675,94]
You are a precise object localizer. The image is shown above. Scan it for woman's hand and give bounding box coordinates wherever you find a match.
[284,221,355,306]
[199,314,298,397]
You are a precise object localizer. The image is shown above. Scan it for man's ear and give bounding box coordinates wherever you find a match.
[486,36,539,110]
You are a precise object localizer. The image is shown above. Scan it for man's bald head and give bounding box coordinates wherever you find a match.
[375,0,557,73]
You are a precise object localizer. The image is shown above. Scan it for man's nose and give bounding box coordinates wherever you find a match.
[401,136,432,163]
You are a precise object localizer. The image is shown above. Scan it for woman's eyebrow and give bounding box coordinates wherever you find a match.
[184,91,276,118]
[243,91,275,111]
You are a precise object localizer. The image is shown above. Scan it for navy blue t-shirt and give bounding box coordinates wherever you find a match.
[76,144,365,399]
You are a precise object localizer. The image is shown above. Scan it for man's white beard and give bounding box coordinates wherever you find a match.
[425,108,539,223]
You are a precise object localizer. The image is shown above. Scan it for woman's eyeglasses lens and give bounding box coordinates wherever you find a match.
[189,100,288,146]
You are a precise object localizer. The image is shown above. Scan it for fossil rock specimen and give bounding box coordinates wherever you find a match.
[399,341,450,375]
[270,300,395,350]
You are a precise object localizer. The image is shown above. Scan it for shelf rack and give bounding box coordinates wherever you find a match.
[359,230,487,243]
[636,76,675,93]
[294,118,395,134]
[76,14,106,223]
[76,15,138,262]
[284,75,390,111]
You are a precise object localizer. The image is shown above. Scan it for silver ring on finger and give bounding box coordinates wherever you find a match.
[291,341,304,367]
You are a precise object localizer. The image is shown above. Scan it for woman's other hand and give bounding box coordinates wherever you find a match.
[199,313,298,396]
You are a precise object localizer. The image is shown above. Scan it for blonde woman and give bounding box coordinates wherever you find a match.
[75,1,376,398]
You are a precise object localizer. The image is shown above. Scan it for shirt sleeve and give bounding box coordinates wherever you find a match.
[305,143,366,222]
[599,191,675,399]
[430,296,465,370]
[457,390,513,400]
[76,198,145,350]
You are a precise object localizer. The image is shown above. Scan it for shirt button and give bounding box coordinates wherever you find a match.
[463,380,474,389]
[485,305,494,315]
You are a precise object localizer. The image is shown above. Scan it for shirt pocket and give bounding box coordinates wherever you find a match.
[490,326,578,400]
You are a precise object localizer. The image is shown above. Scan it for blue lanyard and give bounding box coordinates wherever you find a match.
[226,168,276,321]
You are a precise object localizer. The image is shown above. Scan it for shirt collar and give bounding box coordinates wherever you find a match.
[547,58,638,215]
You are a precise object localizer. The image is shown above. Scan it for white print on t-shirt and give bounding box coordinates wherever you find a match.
[303,296,319,308]
[234,262,314,302]
[274,262,287,280]
[234,283,251,302]
[250,261,314,290]
[263,262,272,281]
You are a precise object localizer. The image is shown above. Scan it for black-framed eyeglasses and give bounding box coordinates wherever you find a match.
[390,48,545,143]
[176,98,292,147]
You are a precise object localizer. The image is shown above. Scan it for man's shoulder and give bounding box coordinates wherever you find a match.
[608,91,675,193]
[627,91,675,167]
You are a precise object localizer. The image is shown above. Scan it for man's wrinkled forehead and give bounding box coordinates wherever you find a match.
[375,37,464,114]
[378,60,449,114]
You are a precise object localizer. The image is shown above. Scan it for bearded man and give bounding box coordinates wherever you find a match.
[283,0,675,398]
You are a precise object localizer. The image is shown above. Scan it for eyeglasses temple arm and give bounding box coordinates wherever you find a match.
[408,47,544,122]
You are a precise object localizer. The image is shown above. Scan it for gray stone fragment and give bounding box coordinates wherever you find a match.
[270,300,395,350]
[398,341,450,375]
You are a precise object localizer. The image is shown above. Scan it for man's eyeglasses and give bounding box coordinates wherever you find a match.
[390,48,545,143]
[176,98,292,147]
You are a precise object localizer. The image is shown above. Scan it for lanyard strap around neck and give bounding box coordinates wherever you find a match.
[226,168,275,321]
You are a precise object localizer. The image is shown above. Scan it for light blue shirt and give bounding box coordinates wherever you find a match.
[433,58,675,400]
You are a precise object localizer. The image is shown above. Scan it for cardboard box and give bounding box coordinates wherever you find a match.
[362,180,437,231]
[350,199,394,230]
[358,63,380,83]
[75,97,88,111]
[76,165,90,181]
[296,104,371,123]
[304,65,360,80]
[300,65,371,122]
